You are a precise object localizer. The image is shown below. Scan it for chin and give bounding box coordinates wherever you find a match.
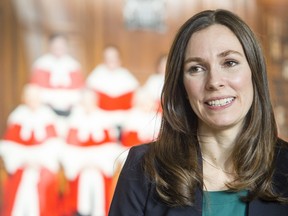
[209,120,242,131]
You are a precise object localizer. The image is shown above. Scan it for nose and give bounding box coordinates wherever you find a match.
[205,69,225,91]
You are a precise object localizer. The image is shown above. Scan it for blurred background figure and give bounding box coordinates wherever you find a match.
[60,89,127,216]
[0,84,64,216]
[86,45,139,136]
[120,54,167,147]
[120,88,162,147]
[30,33,84,118]
[141,54,167,113]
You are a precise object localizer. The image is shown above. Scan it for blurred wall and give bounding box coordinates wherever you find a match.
[0,0,29,137]
[257,0,288,139]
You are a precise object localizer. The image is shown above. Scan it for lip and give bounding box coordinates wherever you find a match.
[204,96,236,109]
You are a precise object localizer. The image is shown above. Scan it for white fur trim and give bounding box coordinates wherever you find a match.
[77,168,105,215]
[60,143,127,180]
[68,107,113,142]
[7,105,57,142]
[0,139,64,173]
[32,54,81,87]
[0,140,27,174]
[86,65,139,97]
[122,109,161,141]
[40,88,82,110]
[11,167,40,216]
[143,74,164,100]
[97,109,133,127]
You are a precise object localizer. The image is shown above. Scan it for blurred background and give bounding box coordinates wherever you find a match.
[1,0,288,140]
[0,0,288,215]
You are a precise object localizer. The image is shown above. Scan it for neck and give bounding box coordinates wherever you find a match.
[198,122,240,150]
[197,127,238,170]
[200,134,236,190]
[197,125,240,190]
[199,135,234,163]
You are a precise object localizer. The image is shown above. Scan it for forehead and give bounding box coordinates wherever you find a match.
[185,24,244,57]
[104,47,119,55]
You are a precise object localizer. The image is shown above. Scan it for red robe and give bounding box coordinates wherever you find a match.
[121,108,161,147]
[60,106,127,216]
[30,53,84,112]
[86,64,139,127]
[0,105,63,216]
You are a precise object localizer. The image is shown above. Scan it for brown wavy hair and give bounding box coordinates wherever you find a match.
[144,9,282,207]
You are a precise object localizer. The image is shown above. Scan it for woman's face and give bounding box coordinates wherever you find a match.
[183,24,254,131]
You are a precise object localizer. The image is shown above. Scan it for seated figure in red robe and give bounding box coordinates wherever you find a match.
[60,89,127,216]
[86,45,139,130]
[30,33,84,117]
[0,84,64,216]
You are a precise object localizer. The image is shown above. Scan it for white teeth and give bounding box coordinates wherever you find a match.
[207,97,234,107]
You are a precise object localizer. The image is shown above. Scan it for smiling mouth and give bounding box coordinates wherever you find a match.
[206,97,235,107]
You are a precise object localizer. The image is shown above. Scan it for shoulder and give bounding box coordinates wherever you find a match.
[116,143,154,188]
[128,143,151,159]
[62,55,81,68]
[273,138,288,195]
[275,138,288,163]
[109,143,153,215]
[87,65,104,78]
[121,143,151,174]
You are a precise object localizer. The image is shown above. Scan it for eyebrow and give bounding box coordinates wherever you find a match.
[184,57,204,64]
[184,49,244,64]
[218,50,243,58]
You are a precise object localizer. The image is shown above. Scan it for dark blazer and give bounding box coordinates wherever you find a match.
[109,139,288,216]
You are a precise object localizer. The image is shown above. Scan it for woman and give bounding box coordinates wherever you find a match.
[109,9,288,216]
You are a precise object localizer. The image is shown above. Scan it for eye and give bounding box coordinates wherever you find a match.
[186,65,205,74]
[223,60,238,68]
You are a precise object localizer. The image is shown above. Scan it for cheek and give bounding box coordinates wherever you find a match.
[183,80,203,111]
[184,80,201,100]
[231,71,253,92]
[231,73,254,109]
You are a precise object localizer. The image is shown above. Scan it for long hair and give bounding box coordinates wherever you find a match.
[144,9,280,207]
